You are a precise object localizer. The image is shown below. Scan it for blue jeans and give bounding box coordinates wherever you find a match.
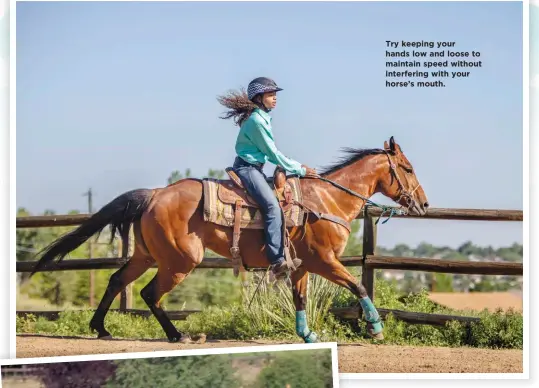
[233,156,284,266]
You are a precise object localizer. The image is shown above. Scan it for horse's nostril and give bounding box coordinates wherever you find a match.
[423,202,429,208]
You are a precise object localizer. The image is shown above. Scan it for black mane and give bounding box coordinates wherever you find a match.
[319,148,386,176]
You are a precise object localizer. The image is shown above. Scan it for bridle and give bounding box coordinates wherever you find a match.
[384,151,420,214]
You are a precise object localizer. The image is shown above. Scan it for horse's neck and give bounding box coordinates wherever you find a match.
[322,155,383,221]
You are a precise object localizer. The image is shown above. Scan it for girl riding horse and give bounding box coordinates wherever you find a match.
[217,77,318,279]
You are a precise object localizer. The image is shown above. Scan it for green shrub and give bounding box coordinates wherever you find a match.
[16,274,523,349]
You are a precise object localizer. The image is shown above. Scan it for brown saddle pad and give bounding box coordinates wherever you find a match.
[202,178,305,230]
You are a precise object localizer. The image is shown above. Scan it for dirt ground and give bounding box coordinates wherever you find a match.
[16,335,522,374]
[427,291,523,312]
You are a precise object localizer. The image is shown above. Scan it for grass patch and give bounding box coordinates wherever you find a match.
[17,273,522,349]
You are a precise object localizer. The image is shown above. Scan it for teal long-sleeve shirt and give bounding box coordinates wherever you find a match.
[235,108,306,177]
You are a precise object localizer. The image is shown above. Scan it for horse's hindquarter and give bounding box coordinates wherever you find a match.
[149,179,205,225]
[139,179,208,271]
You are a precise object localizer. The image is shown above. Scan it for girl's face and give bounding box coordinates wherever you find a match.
[261,91,277,110]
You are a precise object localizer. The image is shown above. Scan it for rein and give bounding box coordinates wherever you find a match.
[314,151,414,225]
[316,176,406,224]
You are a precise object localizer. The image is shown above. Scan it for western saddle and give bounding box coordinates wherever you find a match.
[223,165,297,277]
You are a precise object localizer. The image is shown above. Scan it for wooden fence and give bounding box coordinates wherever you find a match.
[1,366,41,379]
[16,207,523,328]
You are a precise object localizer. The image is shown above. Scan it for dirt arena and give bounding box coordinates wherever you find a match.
[16,335,522,373]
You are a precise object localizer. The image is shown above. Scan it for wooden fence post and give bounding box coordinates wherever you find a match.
[361,207,376,301]
[118,237,132,311]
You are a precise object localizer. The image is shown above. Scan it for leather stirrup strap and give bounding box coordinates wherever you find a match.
[281,208,297,271]
[230,199,243,277]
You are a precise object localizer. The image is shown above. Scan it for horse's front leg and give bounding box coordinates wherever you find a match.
[291,268,318,343]
[307,250,384,339]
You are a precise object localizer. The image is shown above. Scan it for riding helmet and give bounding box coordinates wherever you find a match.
[247,77,283,101]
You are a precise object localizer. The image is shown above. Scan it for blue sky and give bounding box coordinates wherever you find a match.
[15,1,524,249]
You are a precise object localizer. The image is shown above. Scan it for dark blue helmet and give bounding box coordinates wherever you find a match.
[247,77,283,101]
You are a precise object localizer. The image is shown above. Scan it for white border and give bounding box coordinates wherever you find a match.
[1,342,340,387]
[0,0,10,362]
[9,0,530,3]
[8,0,15,360]
[7,0,530,383]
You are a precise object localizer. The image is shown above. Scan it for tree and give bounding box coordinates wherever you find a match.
[415,242,439,257]
[457,241,481,256]
[392,243,412,257]
[254,350,333,388]
[35,360,117,388]
[207,168,225,179]
[106,355,239,388]
[167,169,191,185]
[431,273,454,292]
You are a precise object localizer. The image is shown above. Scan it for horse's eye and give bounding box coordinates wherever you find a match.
[400,164,413,173]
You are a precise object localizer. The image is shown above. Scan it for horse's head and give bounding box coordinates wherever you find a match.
[377,136,429,216]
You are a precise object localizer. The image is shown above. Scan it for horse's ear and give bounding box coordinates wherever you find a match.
[385,136,397,153]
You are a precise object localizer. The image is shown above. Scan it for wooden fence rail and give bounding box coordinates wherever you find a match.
[15,255,523,275]
[16,306,481,327]
[15,207,523,329]
[15,207,523,228]
[1,366,41,378]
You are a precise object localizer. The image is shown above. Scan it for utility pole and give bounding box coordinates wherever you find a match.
[83,188,95,308]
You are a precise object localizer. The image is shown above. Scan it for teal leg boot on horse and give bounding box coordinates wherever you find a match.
[291,270,320,343]
[360,296,384,338]
[296,310,318,343]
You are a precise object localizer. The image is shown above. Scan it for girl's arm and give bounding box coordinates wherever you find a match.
[247,119,306,177]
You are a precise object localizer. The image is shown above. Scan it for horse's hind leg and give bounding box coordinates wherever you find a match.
[138,184,206,342]
[140,268,192,343]
[308,252,384,339]
[139,220,203,342]
[89,246,154,339]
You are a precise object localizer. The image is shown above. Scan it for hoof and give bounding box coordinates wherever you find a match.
[369,331,384,340]
[90,322,111,340]
[366,321,384,340]
[191,333,207,344]
[168,336,181,343]
[168,332,192,344]
[303,332,318,344]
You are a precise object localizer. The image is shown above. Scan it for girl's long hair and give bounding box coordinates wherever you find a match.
[217,88,259,127]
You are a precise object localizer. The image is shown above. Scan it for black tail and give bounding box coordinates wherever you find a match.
[30,188,154,278]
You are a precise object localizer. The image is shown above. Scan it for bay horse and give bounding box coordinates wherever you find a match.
[30,136,429,343]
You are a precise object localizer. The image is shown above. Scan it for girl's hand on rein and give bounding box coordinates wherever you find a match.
[302,165,319,178]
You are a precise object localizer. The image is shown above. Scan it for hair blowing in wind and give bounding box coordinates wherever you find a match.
[216,87,258,127]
